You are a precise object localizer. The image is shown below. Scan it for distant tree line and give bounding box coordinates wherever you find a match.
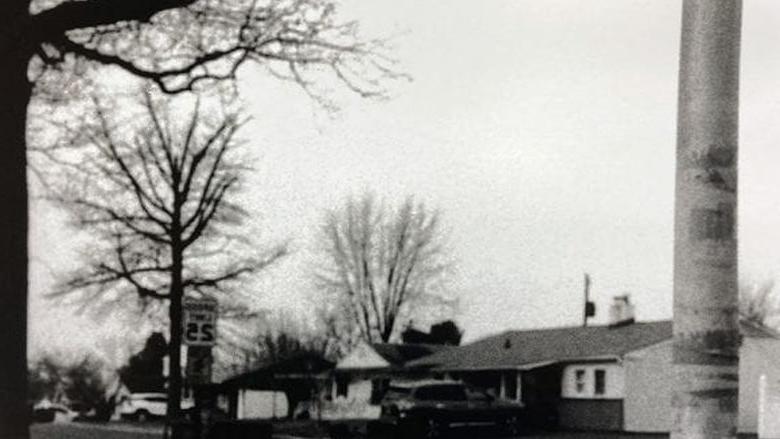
[118,332,167,393]
[28,353,110,419]
[401,320,463,346]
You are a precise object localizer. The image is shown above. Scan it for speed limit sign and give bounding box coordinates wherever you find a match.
[182,298,218,346]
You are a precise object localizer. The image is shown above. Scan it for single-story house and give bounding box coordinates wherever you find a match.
[219,353,334,420]
[334,342,448,406]
[407,318,780,434]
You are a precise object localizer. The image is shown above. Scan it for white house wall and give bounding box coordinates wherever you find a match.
[623,340,673,433]
[739,337,780,433]
[561,363,624,399]
[623,337,780,434]
[236,390,289,419]
[346,379,372,404]
[324,379,381,419]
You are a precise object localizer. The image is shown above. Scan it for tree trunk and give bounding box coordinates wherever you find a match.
[167,237,184,421]
[0,3,33,438]
[672,2,742,438]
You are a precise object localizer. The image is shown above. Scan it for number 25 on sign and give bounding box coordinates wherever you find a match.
[185,320,215,345]
[183,298,218,346]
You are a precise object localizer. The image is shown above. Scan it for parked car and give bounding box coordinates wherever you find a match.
[378,380,524,438]
[31,401,78,423]
[118,393,194,421]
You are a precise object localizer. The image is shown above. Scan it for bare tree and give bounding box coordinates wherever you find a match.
[672,1,742,438]
[44,91,286,419]
[28,352,109,416]
[740,280,778,327]
[28,0,400,102]
[248,312,332,365]
[218,311,332,381]
[1,1,398,435]
[315,194,454,346]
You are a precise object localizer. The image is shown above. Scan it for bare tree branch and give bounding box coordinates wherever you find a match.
[31,0,406,101]
[740,279,779,326]
[32,0,199,37]
[315,193,455,344]
[45,89,285,322]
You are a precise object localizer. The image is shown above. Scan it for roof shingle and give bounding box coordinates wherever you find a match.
[408,321,673,370]
[408,319,780,371]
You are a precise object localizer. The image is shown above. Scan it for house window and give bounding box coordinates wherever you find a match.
[336,376,348,397]
[574,369,586,394]
[594,369,606,395]
[370,379,389,404]
[504,372,517,400]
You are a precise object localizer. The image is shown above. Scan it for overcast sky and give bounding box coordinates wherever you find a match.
[29,0,780,362]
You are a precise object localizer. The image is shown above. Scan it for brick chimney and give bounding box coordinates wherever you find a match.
[608,295,635,328]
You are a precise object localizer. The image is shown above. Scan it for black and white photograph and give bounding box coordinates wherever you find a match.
[2,1,779,438]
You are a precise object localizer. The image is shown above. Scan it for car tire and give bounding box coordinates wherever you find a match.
[503,415,520,437]
[135,410,150,423]
[424,419,444,439]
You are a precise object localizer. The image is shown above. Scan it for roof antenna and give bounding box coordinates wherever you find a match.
[583,273,595,327]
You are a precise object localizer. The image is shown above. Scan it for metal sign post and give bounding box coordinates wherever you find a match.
[183,298,218,439]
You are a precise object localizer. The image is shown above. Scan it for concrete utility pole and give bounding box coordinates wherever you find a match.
[672,1,742,438]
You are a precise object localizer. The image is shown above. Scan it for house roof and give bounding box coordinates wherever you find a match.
[370,343,448,367]
[408,319,780,371]
[220,353,334,390]
[408,321,672,371]
[740,319,780,338]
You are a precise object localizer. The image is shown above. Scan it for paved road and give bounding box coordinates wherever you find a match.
[31,422,163,439]
[31,422,299,439]
[29,422,756,439]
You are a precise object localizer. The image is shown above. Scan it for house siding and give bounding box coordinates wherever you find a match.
[558,398,623,431]
[623,337,780,434]
[738,337,780,433]
[561,363,624,399]
[623,340,672,433]
[557,362,624,431]
[344,379,372,403]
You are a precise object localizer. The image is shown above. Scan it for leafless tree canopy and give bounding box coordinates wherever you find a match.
[0,0,400,435]
[45,92,283,311]
[29,0,403,106]
[253,312,332,363]
[40,90,286,417]
[28,352,108,414]
[316,194,455,346]
[215,311,332,379]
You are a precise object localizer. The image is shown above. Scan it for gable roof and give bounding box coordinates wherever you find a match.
[408,319,780,371]
[335,342,450,371]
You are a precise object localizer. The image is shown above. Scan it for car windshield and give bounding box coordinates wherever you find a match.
[414,384,467,401]
[466,388,493,401]
[383,386,412,401]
